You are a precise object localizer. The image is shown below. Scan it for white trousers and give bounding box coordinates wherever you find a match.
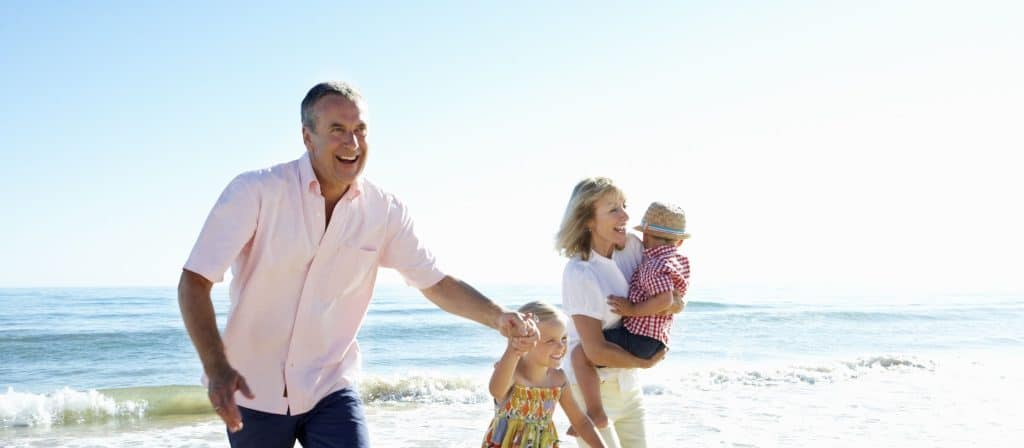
[570,377,648,448]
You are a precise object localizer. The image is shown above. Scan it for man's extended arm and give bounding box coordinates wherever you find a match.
[419,275,532,337]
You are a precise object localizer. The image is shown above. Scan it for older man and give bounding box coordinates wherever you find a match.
[178,81,533,447]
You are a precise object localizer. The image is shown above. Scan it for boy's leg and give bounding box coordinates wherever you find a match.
[571,343,609,429]
[623,332,666,360]
[296,387,370,448]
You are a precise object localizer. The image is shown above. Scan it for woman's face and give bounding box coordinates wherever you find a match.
[588,192,629,257]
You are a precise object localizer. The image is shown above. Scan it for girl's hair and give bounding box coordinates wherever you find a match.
[555,177,624,261]
[517,301,565,323]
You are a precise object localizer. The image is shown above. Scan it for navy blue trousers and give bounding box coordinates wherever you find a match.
[227,388,369,448]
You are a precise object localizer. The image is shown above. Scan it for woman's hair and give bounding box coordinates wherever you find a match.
[555,177,624,261]
[517,301,565,324]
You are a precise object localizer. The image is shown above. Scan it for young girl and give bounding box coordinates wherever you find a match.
[482,301,607,448]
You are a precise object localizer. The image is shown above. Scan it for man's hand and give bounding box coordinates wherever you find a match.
[495,311,537,338]
[607,295,639,316]
[207,363,255,433]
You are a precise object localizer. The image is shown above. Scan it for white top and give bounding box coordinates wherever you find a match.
[561,233,644,391]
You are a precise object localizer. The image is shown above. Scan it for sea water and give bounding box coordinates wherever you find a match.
[2,285,1022,447]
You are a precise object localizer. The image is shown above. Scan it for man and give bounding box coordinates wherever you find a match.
[178,81,534,447]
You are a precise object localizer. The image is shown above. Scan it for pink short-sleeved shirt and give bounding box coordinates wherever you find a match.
[184,153,445,415]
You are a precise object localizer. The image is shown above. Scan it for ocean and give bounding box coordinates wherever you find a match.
[2,285,1022,447]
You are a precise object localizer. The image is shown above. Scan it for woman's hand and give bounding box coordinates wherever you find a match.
[607,295,638,316]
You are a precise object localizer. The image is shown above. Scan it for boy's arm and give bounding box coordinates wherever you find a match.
[656,290,686,316]
[609,290,674,317]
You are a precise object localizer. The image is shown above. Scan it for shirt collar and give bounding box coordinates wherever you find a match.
[299,152,318,194]
[643,244,678,260]
[298,152,363,201]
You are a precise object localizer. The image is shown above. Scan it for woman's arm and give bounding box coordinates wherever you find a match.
[573,315,664,368]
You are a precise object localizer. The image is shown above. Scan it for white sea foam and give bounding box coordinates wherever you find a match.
[4,354,1023,447]
[359,374,488,405]
[0,355,940,429]
[0,387,144,428]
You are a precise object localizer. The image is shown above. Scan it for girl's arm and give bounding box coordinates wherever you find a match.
[489,344,521,401]
[489,332,537,401]
[557,377,607,448]
[573,316,664,368]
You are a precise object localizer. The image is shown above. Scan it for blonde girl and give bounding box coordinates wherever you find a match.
[482,301,607,448]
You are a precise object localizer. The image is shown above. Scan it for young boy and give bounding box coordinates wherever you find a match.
[572,201,691,428]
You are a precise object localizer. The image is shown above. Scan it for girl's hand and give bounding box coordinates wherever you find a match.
[508,333,538,355]
[507,314,539,355]
[607,295,638,316]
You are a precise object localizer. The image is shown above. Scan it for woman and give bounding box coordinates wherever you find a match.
[556,177,683,448]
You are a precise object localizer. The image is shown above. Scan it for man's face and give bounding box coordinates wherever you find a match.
[302,95,368,192]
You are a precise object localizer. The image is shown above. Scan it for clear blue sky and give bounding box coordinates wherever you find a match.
[1,1,1022,294]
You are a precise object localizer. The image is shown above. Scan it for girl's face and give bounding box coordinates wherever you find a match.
[588,192,628,257]
[526,318,569,369]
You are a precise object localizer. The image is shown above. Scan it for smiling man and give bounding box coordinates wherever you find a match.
[177,81,534,448]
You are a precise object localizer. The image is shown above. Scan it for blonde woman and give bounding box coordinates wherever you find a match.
[555,177,683,448]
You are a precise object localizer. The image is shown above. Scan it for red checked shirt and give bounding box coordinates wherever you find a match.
[623,244,690,345]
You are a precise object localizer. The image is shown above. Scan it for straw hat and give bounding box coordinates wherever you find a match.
[634,201,690,240]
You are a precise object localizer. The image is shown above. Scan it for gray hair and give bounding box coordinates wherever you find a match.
[300,81,366,131]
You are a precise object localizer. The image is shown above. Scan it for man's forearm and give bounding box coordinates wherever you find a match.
[178,269,229,373]
[421,275,504,329]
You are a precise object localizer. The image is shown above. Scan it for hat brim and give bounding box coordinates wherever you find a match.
[634,225,690,240]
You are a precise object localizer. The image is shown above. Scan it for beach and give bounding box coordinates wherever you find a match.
[3,286,1023,447]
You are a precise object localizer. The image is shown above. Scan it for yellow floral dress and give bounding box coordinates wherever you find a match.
[482,383,563,448]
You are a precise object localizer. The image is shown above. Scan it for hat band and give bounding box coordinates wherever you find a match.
[643,222,687,235]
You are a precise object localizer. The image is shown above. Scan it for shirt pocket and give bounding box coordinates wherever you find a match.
[324,243,380,304]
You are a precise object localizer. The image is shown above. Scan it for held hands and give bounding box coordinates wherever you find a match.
[496,310,538,339]
[206,362,254,433]
[500,312,539,356]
